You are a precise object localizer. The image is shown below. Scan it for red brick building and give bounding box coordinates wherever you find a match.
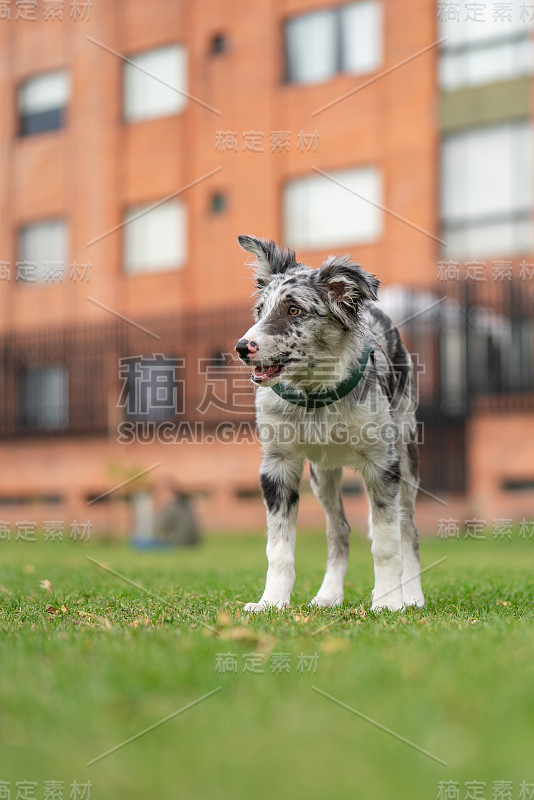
[0,0,533,535]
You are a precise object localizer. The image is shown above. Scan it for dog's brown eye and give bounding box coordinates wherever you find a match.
[288,306,301,316]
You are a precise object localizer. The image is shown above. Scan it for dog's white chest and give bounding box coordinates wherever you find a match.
[259,395,386,471]
[298,415,367,469]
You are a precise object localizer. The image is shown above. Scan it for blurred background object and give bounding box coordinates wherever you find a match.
[130,477,200,547]
[0,0,533,537]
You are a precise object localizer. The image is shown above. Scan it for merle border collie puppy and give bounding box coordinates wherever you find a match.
[235,235,424,612]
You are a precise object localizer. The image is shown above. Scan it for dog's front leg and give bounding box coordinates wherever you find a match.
[365,460,404,612]
[309,465,350,607]
[244,454,303,612]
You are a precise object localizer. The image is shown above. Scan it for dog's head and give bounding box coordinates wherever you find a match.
[236,235,379,389]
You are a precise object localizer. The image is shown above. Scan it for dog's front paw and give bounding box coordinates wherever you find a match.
[402,591,425,608]
[243,601,268,613]
[371,587,403,612]
[243,598,289,612]
[309,594,343,608]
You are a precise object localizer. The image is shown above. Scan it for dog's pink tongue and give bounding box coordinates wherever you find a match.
[254,365,279,380]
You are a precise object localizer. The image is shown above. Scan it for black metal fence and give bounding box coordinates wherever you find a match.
[1,281,533,492]
[0,307,255,439]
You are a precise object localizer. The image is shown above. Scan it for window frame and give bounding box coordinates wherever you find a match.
[119,353,183,422]
[439,7,533,91]
[19,363,69,432]
[282,0,382,85]
[17,69,70,137]
[122,198,187,276]
[16,217,69,285]
[440,119,533,257]
[282,163,383,250]
[122,41,188,124]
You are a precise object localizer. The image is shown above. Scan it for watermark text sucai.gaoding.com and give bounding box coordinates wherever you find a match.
[117,418,424,447]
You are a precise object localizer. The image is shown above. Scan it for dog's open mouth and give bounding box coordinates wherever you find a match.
[251,364,283,384]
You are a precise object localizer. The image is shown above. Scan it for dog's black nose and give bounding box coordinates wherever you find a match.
[236,338,258,359]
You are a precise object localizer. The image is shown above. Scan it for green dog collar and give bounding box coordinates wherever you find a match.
[271,343,374,410]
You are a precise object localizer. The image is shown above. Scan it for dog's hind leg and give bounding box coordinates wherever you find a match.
[364,458,404,612]
[398,436,425,607]
[309,464,350,607]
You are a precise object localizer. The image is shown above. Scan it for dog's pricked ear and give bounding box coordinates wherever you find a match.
[316,256,379,328]
[238,234,298,290]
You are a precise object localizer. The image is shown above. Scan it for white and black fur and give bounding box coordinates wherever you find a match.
[235,235,424,612]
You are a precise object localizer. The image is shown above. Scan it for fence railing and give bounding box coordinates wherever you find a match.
[0,282,532,491]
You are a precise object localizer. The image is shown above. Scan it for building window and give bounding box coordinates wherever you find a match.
[123,200,186,274]
[17,219,68,283]
[283,166,382,249]
[441,121,532,257]
[123,44,187,122]
[20,365,69,431]
[118,355,183,421]
[18,70,69,136]
[285,1,381,85]
[440,6,533,91]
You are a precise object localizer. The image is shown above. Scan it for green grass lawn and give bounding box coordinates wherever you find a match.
[0,529,533,800]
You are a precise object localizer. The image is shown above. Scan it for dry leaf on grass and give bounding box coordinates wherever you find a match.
[130,617,150,628]
[220,627,259,645]
[216,610,233,627]
[77,610,112,630]
[44,604,68,617]
[255,634,277,655]
[319,638,350,655]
